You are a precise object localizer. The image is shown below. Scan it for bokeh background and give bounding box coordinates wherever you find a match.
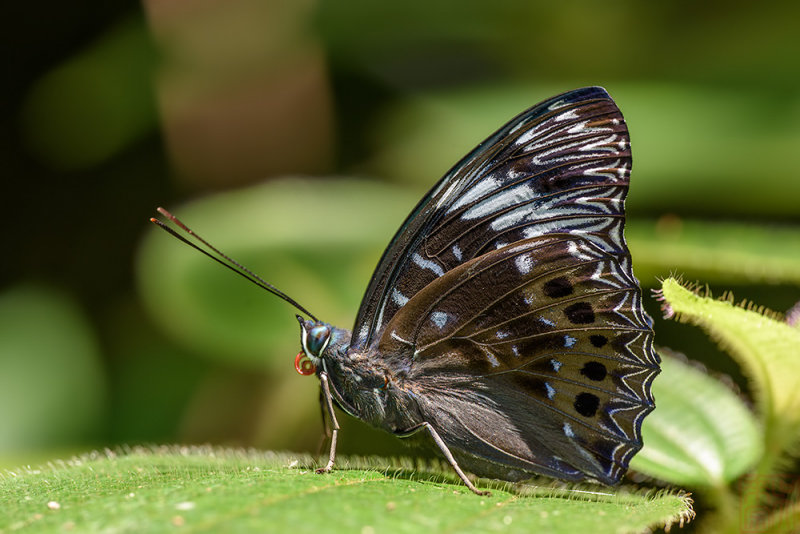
[2,0,799,467]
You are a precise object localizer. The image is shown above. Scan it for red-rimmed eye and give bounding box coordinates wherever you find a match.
[294,351,316,376]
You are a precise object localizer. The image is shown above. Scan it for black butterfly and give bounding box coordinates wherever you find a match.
[153,86,659,496]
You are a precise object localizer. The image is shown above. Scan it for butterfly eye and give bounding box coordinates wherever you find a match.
[303,324,331,358]
[294,351,316,376]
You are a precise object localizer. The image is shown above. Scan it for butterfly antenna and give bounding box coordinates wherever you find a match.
[150,207,318,322]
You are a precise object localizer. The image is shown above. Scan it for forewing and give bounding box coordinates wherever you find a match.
[378,235,659,483]
[351,86,632,350]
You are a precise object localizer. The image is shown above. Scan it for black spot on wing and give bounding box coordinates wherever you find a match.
[564,302,595,324]
[580,361,607,381]
[543,276,573,298]
[589,334,608,348]
[574,392,600,417]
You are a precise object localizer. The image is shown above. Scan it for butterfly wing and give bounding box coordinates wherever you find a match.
[378,234,658,483]
[351,86,635,351]
[353,86,658,483]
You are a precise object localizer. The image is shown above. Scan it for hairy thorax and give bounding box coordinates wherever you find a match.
[324,341,423,434]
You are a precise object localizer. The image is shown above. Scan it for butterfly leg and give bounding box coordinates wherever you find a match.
[316,371,339,474]
[315,386,332,457]
[404,422,491,496]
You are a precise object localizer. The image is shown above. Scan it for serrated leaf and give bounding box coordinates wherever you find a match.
[630,351,761,486]
[659,278,800,430]
[0,447,692,533]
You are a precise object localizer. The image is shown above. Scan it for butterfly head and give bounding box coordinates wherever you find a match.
[295,315,332,376]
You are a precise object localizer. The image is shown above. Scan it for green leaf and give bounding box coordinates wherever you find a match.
[630,351,761,487]
[1,447,692,533]
[659,278,800,431]
[137,178,419,369]
[656,278,800,528]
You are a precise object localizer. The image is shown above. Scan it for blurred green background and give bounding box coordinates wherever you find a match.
[2,0,799,467]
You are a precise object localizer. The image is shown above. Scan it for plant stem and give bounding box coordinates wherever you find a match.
[738,416,786,532]
[703,482,741,534]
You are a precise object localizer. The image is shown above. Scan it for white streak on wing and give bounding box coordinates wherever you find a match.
[491,206,528,231]
[547,98,569,111]
[567,119,589,134]
[563,422,575,438]
[564,335,577,347]
[613,292,634,324]
[486,351,500,368]
[430,311,448,329]
[391,288,409,307]
[540,317,555,327]
[375,305,386,334]
[486,180,621,233]
[523,226,546,239]
[579,134,620,153]
[553,107,580,121]
[567,241,595,262]
[522,219,592,241]
[515,128,537,146]
[515,254,534,274]
[504,240,539,256]
[463,184,534,220]
[527,136,604,167]
[590,261,606,281]
[507,169,525,180]
[515,118,577,147]
[448,177,499,213]
[582,158,626,181]
[545,382,556,399]
[358,324,369,342]
[452,244,462,261]
[412,253,445,277]
[617,161,629,179]
[435,179,462,210]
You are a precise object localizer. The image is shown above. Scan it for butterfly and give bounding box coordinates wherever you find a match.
[152,86,660,496]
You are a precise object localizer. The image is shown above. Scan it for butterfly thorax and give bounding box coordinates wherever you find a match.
[317,327,423,433]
